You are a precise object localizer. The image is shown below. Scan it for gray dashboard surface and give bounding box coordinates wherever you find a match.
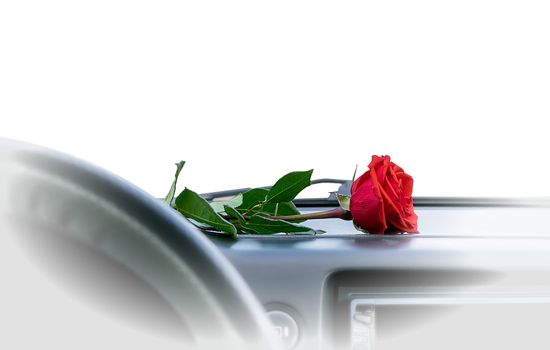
[208,206,550,349]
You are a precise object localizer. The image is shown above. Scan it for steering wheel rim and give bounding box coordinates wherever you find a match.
[0,138,280,350]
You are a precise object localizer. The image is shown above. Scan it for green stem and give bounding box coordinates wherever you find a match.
[243,202,264,216]
[269,207,352,222]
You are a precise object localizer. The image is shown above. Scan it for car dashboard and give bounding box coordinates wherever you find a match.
[209,204,550,350]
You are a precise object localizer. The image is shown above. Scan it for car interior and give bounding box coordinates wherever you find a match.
[2,138,550,350]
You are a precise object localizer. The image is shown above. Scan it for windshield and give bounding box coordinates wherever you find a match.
[1,1,549,198]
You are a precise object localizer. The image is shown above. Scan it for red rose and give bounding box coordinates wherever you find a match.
[350,155,418,234]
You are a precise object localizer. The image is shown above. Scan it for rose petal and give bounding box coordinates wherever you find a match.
[350,155,419,234]
[349,176,387,234]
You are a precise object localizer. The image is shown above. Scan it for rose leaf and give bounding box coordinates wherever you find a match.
[163,160,185,206]
[265,169,313,204]
[175,188,237,237]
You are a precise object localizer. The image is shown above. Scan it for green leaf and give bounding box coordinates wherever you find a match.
[261,201,303,220]
[241,215,314,235]
[234,188,303,220]
[265,169,313,204]
[210,193,243,213]
[175,188,237,237]
[234,224,261,235]
[163,161,185,206]
[224,205,245,224]
[224,206,265,234]
[236,188,269,211]
[336,193,351,211]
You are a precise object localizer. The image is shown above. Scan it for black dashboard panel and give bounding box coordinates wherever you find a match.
[209,205,550,349]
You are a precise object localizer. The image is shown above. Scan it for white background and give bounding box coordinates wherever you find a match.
[1,1,549,198]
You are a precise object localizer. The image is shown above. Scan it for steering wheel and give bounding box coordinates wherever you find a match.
[0,138,280,350]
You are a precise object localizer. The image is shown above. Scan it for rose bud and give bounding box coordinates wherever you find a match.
[350,155,418,234]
